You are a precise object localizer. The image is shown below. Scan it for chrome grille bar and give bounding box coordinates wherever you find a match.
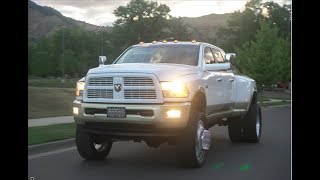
[124,77,154,86]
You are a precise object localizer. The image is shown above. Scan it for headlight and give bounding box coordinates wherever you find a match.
[160,81,189,98]
[76,81,85,98]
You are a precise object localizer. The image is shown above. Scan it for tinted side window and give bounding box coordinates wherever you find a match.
[211,48,224,63]
[204,47,215,64]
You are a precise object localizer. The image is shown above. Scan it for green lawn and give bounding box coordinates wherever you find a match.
[28,78,79,88]
[28,87,75,119]
[28,123,75,145]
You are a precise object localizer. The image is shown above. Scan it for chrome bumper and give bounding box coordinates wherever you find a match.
[73,100,191,129]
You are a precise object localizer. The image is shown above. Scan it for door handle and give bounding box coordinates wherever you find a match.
[229,79,234,82]
[216,78,222,82]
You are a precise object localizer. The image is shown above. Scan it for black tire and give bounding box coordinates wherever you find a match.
[228,103,262,143]
[243,104,262,143]
[228,117,244,142]
[76,125,113,160]
[176,112,208,168]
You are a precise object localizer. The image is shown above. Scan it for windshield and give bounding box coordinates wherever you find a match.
[115,44,199,66]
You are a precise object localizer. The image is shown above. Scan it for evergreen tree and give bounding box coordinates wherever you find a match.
[235,21,290,88]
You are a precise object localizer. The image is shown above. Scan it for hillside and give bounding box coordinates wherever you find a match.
[28,0,231,42]
[180,13,232,41]
[28,0,109,41]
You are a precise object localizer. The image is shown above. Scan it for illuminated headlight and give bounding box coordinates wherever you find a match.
[76,81,85,100]
[160,81,189,98]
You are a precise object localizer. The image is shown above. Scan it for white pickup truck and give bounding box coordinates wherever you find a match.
[73,41,262,168]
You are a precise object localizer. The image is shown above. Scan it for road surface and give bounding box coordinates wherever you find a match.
[28,106,291,180]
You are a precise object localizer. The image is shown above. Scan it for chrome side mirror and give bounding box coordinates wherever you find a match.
[99,56,107,66]
[225,53,236,65]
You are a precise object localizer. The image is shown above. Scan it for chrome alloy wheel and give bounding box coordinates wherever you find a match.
[94,141,108,152]
[195,120,205,161]
[256,111,261,137]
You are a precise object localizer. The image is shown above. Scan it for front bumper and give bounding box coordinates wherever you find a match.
[73,100,191,136]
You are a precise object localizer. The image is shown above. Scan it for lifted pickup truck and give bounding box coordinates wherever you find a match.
[73,41,262,168]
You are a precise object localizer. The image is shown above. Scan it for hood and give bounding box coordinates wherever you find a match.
[87,63,200,81]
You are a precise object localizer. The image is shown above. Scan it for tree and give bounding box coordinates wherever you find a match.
[112,0,171,46]
[235,21,290,88]
[214,0,291,52]
[214,0,262,52]
[262,2,291,38]
[166,18,192,40]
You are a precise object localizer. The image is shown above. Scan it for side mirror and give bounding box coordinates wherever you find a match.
[99,56,107,66]
[203,63,231,71]
[225,53,236,65]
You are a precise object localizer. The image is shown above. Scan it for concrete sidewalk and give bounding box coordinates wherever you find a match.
[28,116,74,127]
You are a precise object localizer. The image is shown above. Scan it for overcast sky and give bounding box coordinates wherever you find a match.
[31,0,291,26]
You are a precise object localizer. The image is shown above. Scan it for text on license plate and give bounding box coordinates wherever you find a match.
[107,107,126,118]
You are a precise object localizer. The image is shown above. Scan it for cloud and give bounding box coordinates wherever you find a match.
[31,0,291,26]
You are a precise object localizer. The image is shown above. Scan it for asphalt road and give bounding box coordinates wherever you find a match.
[28,106,291,180]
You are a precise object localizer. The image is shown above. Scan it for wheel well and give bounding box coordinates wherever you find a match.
[191,92,206,113]
[251,91,258,105]
[189,92,208,128]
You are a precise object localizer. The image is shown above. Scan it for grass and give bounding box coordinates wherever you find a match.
[28,123,75,145]
[258,96,271,102]
[28,78,79,88]
[28,87,75,119]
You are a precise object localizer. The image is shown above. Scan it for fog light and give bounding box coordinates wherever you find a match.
[166,110,181,118]
[73,107,79,115]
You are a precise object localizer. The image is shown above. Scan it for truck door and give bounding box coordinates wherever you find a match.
[211,48,234,111]
[203,46,225,115]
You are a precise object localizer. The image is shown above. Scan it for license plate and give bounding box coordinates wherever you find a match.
[107,107,126,118]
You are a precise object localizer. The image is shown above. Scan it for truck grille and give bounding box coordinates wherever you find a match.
[124,77,154,86]
[84,74,162,103]
[124,89,156,99]
[88,77,113,86]
[87,89,113,99]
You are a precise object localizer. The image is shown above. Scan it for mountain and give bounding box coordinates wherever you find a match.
[28,0,109,41]
[180,13,232,41]
[28,0,231,42]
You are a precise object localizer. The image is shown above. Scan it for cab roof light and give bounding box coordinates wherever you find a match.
[152,41,157,44]
[173,40,178,43]
[162,40,167,43]
[191,40,196,43]
[139,41,144,44]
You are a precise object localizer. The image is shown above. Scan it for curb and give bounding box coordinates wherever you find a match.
[28,138,75,154]
[261,104,291,110]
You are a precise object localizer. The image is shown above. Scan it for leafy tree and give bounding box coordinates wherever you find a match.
[166,18,192,40]
[262,2,291,38]
[112,0,187,46]
[214,0,262,52]
[235,21,290,88]
[215,0,291,52]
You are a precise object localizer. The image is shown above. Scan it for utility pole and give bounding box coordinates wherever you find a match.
[101,26,104,55]
[61,28,65,82]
